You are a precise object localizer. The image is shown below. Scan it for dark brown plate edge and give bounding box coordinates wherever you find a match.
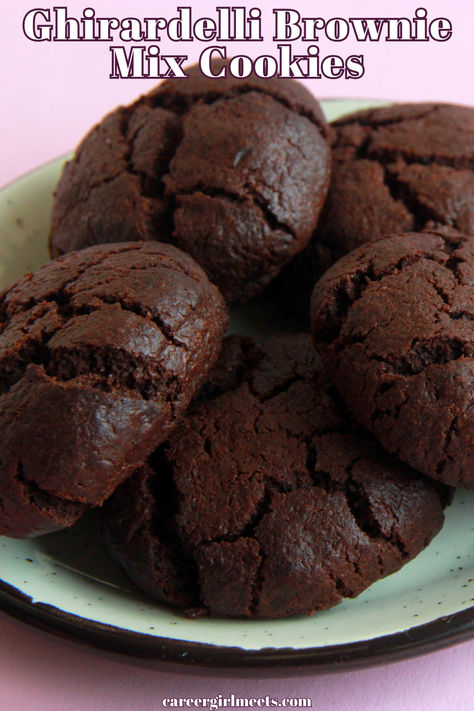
[0,578,473,672]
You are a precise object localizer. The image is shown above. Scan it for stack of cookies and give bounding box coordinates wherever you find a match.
[0,61,472,619]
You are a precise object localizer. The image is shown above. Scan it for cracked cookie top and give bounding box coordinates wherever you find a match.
[49,60,330,303]
[101,334,450,619]
[283,102,474,316]
[0,242,228,537]
[311,230,474,490]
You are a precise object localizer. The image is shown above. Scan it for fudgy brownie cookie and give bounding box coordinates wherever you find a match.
[283,102,474,316]
[0,242,227,537]
[311,230,474,490]
[102,334,450,619]
[49,60,331,303]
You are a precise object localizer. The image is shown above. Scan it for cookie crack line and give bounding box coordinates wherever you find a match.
[380,164,441,231]
[431,280,451,306]
[174,184,296,247]
[0,250,120,322]
[343,470,408,559]
[0,296,191,401]
[247,372,302,403]
[369,386,409,428]
[1,350,172,404]
[369,149,472,172]
[48,347,179,402]
[443,254,466,286]
[120,101,185,205]
[317,555,355,600]
[367,336,471,378]
[243,179,297,242]
[436,414,458,480]
[310,444,410,560]
[68,255,206,286]
[15,459,85,513]
[77,294,190,351]
[315,234,469,345]
[335,308,473,364]
[198,446,273,617]
[201,484,273,547]
[0,245,197,328]
[145,456,204,609]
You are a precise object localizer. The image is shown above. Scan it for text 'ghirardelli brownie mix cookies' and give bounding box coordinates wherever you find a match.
[102,335,450,619]
[0,242,228,537]
[284,102,474,316]
[50,60,331,303]
[311,230,474,490]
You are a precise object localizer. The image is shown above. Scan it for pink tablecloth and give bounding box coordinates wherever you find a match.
[1,1,473,709]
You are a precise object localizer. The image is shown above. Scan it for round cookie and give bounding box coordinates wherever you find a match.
[102,334,450,619]
[283,102,474,316]
[0,242,227,537]
[311,230,474,490]
[49,60,331,303]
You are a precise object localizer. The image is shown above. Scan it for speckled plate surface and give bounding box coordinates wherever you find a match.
[0,99,473,671]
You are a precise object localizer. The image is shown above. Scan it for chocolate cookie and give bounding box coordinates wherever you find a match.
[0,242,227,537]
[102,334,450,619]
[49,60,331,303]
[311,230,474,490]
[283,102,474,316]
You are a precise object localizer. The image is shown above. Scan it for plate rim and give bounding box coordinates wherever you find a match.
[1,98,473,672]
[0,578,473,671]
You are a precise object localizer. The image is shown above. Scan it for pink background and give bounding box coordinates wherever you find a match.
[1,0,473,708]
[2,0,473,186]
